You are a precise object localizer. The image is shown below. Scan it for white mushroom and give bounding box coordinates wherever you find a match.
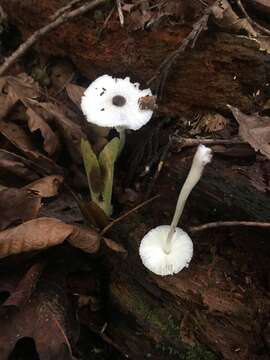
[81,75,154,131]
[139,145,213,276]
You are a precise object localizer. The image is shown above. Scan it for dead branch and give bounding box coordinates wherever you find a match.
[100,195,159,236]
[190,221,270,232]
[50,0,85,21]
[147,1,216,98]
[0,0,107,76]
[172,137,245,150]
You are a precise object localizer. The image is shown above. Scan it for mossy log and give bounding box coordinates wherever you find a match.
[105,152,270,360]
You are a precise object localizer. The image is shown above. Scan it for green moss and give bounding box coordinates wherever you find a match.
[155,343,218,360]
[183,345,218,360]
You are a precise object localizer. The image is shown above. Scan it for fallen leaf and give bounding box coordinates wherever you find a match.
[0,73,39,120]
[24,175,63,197]
[6,73,39,104]
[68,226,100,254]
[0,273,77,360]
[0,188,41,230]
[229,105,270,159]
[0,217,74,258]
[212,0,257,37]
[65,83,85,109]
[3,262,45,309]
[39,192,84,224]
[0,121,62,174]
[0,149,38,181]
[0,78,17,119]
[193,113,227,134]
[26,107,60,155]
[103,238,127,255]
[77,199,109,229]
[39,102,84,164]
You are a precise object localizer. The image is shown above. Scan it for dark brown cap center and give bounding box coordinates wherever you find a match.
[112,95,126,107]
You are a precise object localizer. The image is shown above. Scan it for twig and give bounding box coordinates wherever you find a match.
[190,221,270,232]
[236,0,270,36]
[172,137,245,150]
[50,0,85,21]
[100,194,159,236]
[116,0,124,27]
[147,1,216,98]
[96,5,115,42]
[0,0,107,76]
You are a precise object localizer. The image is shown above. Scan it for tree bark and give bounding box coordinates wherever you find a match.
[1,0,270,115]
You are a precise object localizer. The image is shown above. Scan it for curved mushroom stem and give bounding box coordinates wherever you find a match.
[163,145,212,254]
[116,126,126,154]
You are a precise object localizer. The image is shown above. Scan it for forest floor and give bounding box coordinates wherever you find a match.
[0,1,269,360]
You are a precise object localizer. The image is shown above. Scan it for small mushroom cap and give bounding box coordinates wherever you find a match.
[81,75,153,130]
[139,225,193,276]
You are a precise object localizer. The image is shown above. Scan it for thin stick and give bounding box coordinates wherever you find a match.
[50,0,85,21]
[0,0,107,76]
[190,221,270,232]
[147,1,215,97]
[116,0,124,27]
[172,137,245,150]
[100,195,159,236]
[236,0,270,36]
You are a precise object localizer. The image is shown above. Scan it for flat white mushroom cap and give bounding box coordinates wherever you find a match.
[81,75,153,130]
[139,225,193,276]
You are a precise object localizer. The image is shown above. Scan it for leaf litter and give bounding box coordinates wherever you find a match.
[0,64,128,358]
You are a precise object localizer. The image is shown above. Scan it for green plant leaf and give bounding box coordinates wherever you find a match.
[99,137,120,216]
[80,138,102,206]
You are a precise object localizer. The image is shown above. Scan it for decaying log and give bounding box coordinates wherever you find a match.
[1,0,270,115]
[105,152,270,360]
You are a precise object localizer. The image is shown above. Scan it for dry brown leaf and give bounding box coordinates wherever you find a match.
[193,113,227,134]
[0,121,62,174]
[0,273,77,360]
[0,78,18,119]
[0,149,38,181]
[0,217,74,258]
[68,226,100,254]
[0,73,39,120]
[26,107,59,155]
[212,0,257,37]
[6,73,39,103]
[103,237,127,255]
[24,175,64,197]
[65,83,85,108]
[229,105,270,159]
[38,102,84,164]
[0,188,41,230]
[3,262,45,308]
[39,192,83,224]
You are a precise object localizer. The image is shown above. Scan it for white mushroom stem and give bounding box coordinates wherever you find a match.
[163,145,212,254]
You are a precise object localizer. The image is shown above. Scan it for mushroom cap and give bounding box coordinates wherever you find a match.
[81,75,153,130]
[139,225,193,276]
